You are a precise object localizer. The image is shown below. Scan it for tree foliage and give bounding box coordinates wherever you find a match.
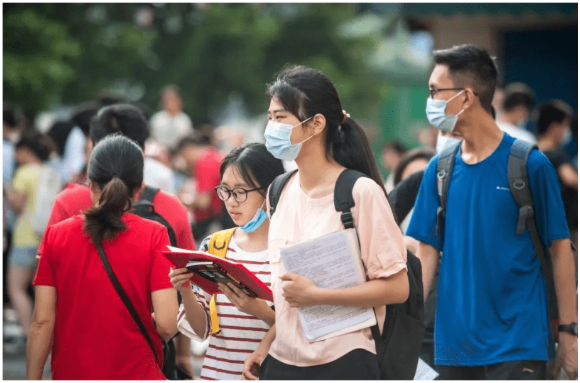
[3,4,384,124]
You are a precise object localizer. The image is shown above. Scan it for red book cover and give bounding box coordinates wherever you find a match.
[163,247,273,302]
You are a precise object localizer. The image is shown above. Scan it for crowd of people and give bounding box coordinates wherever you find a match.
[1,43,577,380]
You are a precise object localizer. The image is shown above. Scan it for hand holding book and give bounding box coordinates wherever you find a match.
[163,246,273,302]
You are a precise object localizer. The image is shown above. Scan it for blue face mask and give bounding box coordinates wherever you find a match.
[239,201,268,233]
[426,90,465,133]
[264,117,313,161]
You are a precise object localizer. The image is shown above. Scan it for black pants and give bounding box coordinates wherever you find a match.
[260,349,380,380]
[437,360,547,380]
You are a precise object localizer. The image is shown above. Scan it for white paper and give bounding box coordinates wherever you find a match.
[414,358,439,380]
[280,229,376,341]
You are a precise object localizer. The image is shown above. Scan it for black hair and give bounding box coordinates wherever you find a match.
[3,103,19,128]
[175,134,212,153]
[433,44,498,115]
[382,139,408,155]
[502,83,535,113]
[266,65,387,195]
[89,104,149,149]
[393,148,436,187]
[47,121,75,157]
[15,132,54,162]
[84,134,144,243]
[220,143,285,197]
[535,100,573,137]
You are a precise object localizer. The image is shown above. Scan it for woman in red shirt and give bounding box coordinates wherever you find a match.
[26,134,178,380]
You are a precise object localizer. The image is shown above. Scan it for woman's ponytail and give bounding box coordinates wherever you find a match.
[332,117,387,196]
[84,176,132,243]
[83,134,144,243]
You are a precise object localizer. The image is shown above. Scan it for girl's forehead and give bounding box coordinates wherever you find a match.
[222,165,250,186]
[268,97,285,112]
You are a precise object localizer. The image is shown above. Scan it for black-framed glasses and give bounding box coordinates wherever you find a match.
[215,185,264,203]
[429,87,479,99]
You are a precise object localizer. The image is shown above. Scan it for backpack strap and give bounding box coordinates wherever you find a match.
[436,141,462,237]
[206,228,237,335]
[507,139,548,277]
[334,169,367,229]
[268,170,298,218]
[140,185,159,204]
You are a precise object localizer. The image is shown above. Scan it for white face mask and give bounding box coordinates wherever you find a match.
[264,117,313,161]
[425,90,465,132]
[436,134,462,154]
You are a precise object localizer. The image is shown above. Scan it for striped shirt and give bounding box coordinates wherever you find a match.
[177,234,272,380]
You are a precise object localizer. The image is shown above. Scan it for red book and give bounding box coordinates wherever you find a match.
[163,247,273,302]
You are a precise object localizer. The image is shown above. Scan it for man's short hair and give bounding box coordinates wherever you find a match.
[175,134,212,153]
[534,100,573,137]
[433,44,498,115]
[89,104,149,149]
[3,103,19,128]
[502,83,535,113]
[382,139,408,155]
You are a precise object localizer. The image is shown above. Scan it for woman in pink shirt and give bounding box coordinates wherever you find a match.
[242,66,409,380]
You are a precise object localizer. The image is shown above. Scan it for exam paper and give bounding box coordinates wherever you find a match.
[414,358,439,380]
[280,229,376,341]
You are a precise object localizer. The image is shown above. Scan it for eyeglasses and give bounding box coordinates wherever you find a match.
[215,185,264,203]
[429,87,479,99]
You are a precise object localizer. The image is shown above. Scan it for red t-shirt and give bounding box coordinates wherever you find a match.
[42,183,196,253]
[33,214,173,380]
[193,147,223,222]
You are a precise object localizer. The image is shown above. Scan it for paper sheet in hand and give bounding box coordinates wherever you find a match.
[414,358,439,380]
[280,229,376,342]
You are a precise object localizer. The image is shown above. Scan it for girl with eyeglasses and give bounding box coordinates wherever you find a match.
[168,143,285,380]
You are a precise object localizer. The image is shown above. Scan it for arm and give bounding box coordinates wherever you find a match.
[416,242,440,301]
[549,239,578,380]
[191,192,212,211]
[26,286,56,380]
[557,163,578,190]
[6,185,26,214]
[219,283,275,326]
[280,268,408,308]
[242,324,276,380]
[169,268,208,337]
[151,288,179,342]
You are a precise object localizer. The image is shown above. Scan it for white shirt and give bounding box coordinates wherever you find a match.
[143,157,176,195]
[497,122,537,144]
[149,110,193,149]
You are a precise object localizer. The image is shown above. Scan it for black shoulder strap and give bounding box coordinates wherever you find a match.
[436,140,461,236]
[334,169,367,229]
[507,139,548,277]
[95,241,161,368]
[268,170,297,217]
[136,185,160,206]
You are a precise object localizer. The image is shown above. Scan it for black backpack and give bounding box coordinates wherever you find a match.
[269,169,425,380]
[130,186,188,380]
[131,186,177,247]
[436,139,558,320]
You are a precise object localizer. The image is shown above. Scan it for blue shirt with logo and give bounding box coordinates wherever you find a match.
[407,133,569,366]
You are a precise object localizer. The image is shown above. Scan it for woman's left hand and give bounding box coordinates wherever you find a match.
[218,282,269,318]
[280,273,319,308]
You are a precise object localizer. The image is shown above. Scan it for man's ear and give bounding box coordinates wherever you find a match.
[310,113,327,136]
[463,88,478,110]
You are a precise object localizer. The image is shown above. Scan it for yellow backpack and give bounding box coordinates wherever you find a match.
[206,227,237,335]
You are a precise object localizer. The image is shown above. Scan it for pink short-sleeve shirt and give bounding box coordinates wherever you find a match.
[267,173,407,367]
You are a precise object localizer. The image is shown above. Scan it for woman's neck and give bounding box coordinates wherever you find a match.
[295,145,344,195]
[234,219,269,253]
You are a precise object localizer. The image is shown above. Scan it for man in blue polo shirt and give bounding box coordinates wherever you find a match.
[407,44,577,380]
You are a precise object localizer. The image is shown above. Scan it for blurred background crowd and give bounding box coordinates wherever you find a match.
[2,2,578,379]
